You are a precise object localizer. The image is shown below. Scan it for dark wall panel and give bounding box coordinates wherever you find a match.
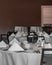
[41,0,52,5]
[0,0,41,33]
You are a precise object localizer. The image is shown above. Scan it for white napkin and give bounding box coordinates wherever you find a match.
[9,38,21,45]
[43,32,50,43]
[38,32,43,36]
[15,32,22,38]
[0,41,8,48]
[43,32,49,37]
[9,33,15,42]
[8,42,24,51]
[10,33,15,36]
[37,37,43,43]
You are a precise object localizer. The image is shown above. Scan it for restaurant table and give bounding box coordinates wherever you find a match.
[0,50,41,65]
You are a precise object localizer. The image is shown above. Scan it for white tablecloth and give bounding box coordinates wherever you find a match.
[0,51,41,65]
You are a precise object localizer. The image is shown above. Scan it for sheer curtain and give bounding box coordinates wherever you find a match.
[30,26,42,33]
[14,26,28,33]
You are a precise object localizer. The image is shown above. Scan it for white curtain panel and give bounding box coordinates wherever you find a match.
[14,26,27,33]
[14,26,22,32]
[30,26,42,33]
[30,26,37,32]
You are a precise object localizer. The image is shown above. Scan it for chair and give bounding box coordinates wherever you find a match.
[1,34,9,44]
[41,48,52,65]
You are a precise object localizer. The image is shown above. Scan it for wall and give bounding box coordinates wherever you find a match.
[0,0,52,33]
[41,0,52,5]
[0,0,41,34]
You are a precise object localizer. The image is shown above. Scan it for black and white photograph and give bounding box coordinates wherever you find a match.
[0,0,52,65]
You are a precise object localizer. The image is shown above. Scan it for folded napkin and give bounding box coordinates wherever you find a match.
[10,33,15,37]
[15,32,22,38]
[8,42,24,51]
[9,33,15,42]
[0,41,8,48]
[9,38,21,45]
[38,32,43,36]
[43,32,50,43]
[43,32,49,37]
[37,37,43,43]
